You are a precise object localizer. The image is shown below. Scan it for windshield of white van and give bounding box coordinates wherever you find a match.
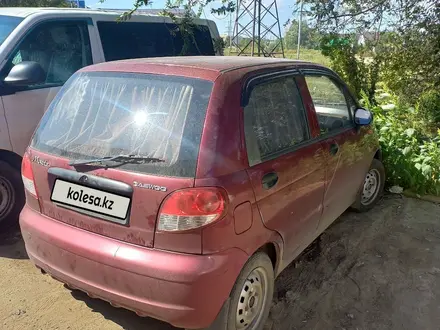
[0,16,22,46]
[31,72,213,177]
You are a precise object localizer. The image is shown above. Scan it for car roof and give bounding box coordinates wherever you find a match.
[81,56,327,81]
[0,7,38,17]
[0,7,200,18]
[115,56,313,72]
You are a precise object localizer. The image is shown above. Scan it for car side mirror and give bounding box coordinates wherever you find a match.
[354,108,373,126]
[4,61,45,87]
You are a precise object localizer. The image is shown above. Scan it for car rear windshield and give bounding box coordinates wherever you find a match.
[32,72,213,177]
[0,15,22,46]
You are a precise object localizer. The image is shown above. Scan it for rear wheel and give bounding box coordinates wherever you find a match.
[0,160,25,230]
[202,252,274,330]
[352,158,385,212]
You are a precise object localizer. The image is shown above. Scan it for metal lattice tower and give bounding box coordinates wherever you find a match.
[230,0,284,57]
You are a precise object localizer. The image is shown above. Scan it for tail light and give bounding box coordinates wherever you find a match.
[22,152,37,197]
[158,187,228,232]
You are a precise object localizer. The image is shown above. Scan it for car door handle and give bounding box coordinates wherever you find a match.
[329,143,339,156]
[262,172,278,190]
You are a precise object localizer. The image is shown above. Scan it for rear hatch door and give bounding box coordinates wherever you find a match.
[29,71,213,247]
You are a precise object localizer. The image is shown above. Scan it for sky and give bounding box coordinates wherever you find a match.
[85,0,296,36]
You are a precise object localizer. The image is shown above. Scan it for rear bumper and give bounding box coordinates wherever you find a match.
[19,206,248,329]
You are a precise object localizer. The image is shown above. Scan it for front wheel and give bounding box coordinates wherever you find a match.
[351,158,385,212]
[203,252,274,330]
[0,160,25,230]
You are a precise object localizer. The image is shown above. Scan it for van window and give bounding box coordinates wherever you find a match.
[3,20,92,87]
[97,21,215,61]
[0,15,22,46]
[32,72,213,178]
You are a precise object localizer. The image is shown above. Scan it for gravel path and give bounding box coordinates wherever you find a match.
[1,195,439,330]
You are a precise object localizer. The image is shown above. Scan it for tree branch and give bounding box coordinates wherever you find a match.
[318,0,388,25]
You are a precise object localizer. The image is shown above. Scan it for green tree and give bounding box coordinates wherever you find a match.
[284,19,320,50]
[299,0,439,104]
[378,24,439,104]
[111,0,235,21]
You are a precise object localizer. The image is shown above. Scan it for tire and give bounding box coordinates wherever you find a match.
[0,160,25,230]
[351,158,385,212]
[201,252,274,330]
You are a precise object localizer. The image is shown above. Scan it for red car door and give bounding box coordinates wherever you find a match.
[243,71,326,267]
[302,71,372,230]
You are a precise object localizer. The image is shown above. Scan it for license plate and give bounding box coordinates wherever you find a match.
[51,179,131,220]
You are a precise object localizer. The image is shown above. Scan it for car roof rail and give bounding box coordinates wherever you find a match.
[92,8,195,17]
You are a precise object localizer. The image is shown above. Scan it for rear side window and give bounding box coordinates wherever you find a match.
[32,72,213,177]
[305,75,353,134]
[97,21,215,61]
[244,76,309,166]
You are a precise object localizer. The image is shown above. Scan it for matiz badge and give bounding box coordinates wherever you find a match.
[31,155,50,167]
[133,181,167,192]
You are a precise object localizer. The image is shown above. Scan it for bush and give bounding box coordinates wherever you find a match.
[363,90,440,196]
[417,90,440,135]
[320,35,381,103]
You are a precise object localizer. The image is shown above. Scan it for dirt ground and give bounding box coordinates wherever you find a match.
[1,195,440,330]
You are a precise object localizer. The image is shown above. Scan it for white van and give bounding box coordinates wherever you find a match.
[0,7,220,229]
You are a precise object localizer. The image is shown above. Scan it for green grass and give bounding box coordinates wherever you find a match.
[284,48,330,66]
[225,47,330,67]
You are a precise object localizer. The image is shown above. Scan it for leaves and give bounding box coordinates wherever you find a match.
[211,1,235,15]
[422,164,432,176]
[284,20,321,50]
[404,128,415,137]
[374,91,440,196]
[300,0,439,106]
[402,146,412,155]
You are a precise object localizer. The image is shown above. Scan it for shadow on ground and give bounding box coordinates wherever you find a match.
[68,288,178,330]
[0,224,28,259]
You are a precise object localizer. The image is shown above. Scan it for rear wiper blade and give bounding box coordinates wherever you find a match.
[69,154,165,167]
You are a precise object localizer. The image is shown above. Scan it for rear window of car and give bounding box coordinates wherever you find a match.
[97,21,215,61]
[31,72,213,177]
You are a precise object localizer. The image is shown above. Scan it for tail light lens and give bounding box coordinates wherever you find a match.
[158,187,228,232]
[22,152,37,197]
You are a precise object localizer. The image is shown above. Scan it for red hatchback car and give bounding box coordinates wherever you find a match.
[19,57,384,330]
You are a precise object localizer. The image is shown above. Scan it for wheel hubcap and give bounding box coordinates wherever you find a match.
[0,176,15,222]
[236,267,268,329]
[361,169,380,206]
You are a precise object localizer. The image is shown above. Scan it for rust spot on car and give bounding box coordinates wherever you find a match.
[69,258,77,273]
[78,221,104,234]
[125,233,146,246]
[147,215,157,228]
